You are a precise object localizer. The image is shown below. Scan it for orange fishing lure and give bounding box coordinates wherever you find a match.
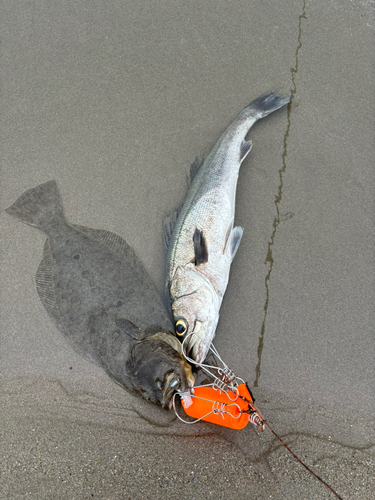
[179,383,264,431]
[174,335,343,498]
[176,383,343,498]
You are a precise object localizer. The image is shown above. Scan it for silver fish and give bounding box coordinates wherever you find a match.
[164,93,290,363]
[6,181,194,408]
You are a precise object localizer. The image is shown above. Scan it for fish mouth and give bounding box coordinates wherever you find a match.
[141,331,195,409]
[161,365,195,410]
[182,316,219,365]
[162,373,183,409]
[184,332,206,364]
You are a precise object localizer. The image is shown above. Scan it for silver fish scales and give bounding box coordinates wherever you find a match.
[164,93,290,363]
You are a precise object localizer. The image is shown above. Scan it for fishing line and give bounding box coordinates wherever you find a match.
[263,421,343,500]
[177,332,344,500]
[181,331,244,390]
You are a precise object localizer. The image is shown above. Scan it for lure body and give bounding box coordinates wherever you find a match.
[181,383,263,430]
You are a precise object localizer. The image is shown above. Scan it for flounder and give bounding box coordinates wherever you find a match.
[6,181,194,408]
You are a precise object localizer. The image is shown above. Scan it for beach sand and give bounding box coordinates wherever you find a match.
[1,1,374,498]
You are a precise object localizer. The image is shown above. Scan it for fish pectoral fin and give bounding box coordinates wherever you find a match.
[115,318,142,340]
[239,140,253,162]
[225,226,243,261]
[193,228,208,266]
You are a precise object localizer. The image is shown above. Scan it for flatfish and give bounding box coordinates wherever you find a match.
[6,181,194,408]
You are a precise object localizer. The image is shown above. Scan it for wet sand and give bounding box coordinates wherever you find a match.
[1,1,374,499]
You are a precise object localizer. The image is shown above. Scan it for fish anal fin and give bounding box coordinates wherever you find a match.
[224,226,243,261]
[35,238,63,329]
[71,224,131,257]
[239,140,252,162]
[193,228,208,266]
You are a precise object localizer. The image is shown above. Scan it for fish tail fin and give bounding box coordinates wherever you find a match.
[5,180,65,232]
[240,93,290,121]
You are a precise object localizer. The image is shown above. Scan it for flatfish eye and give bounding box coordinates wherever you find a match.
[175,318,188,336]
[169,378,179,388]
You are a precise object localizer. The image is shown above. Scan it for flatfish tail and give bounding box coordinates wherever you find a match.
[5,180,65,233]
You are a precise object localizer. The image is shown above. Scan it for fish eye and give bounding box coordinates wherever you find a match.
[175,318,188,336]
[169,378,179,388]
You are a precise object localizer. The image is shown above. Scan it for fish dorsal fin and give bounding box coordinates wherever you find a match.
[70,224,156,290]
[163,207,182,253]
[163,157,204,254]
[189,156,204,184]
[239,140,252,162]
[224,226,243,261]
[35,238,64,330]
[115,318,142,340]
[193,228,208,266]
